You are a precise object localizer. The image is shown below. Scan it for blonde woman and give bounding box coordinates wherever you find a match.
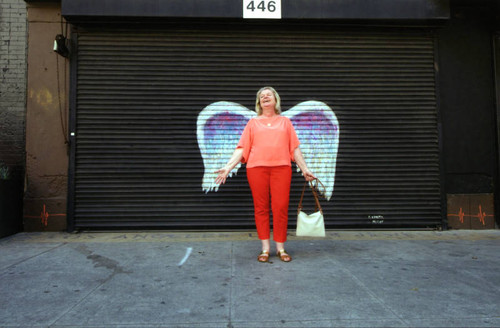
[215,87,315,262]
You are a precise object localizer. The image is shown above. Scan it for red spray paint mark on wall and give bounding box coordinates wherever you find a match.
[24,204,66,226]
[453,207,466,223]
[447,205,494,226]
[471,205,490,225]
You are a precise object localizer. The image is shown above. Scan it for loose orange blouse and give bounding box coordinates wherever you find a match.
[237,115,300,168]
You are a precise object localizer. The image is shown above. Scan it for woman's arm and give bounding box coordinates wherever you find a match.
[294,147,316,181]
[215,148,244,185]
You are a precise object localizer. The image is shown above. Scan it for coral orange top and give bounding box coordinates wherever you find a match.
[237,115,300,168]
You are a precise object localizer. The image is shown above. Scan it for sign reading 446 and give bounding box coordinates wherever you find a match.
[243,0,281,19]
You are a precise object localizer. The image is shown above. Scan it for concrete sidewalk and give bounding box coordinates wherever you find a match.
[0,230,499,328]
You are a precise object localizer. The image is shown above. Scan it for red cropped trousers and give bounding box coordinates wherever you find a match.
[246,165,292,243]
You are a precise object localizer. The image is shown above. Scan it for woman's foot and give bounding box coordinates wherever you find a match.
[257,250,270,262]
[276,249,292,262]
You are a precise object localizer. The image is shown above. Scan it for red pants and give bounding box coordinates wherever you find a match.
[246,166,292,243]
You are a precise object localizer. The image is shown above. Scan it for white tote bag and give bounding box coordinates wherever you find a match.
[296,179,326,237]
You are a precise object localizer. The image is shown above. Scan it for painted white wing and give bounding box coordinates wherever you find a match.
[283,101,340,200]
[196,101,256,193]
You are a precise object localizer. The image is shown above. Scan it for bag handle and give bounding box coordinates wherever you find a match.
[298,178,325,215]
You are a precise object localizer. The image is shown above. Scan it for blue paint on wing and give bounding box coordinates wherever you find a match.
[291,112,339,145]
[204,112,250,151]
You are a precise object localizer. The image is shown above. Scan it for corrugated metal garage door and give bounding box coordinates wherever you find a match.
[69,21,442,229]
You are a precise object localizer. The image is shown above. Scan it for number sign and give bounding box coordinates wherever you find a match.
[243,0,281,19]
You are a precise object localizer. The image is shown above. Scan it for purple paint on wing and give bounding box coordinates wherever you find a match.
[291,111,338,141]
[204,112,250,147]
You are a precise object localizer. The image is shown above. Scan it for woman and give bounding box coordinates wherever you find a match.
[215,87,315,262]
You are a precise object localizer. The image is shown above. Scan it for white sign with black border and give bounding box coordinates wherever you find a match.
[243,0,281,19]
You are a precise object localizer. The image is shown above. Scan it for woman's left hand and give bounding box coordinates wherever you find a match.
[294,148,316,182]
[303,169,316,181]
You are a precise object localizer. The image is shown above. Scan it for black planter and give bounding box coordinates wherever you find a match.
[0,178,24,238]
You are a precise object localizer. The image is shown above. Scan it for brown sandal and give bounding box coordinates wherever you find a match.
[277,249,292,262]
[257,250,270,262]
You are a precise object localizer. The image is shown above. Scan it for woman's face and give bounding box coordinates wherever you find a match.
[259,89,276,111]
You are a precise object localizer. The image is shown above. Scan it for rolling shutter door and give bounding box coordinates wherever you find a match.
[71,21,441,229]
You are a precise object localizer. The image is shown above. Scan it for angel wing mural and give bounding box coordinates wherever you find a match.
[196,100,339,200]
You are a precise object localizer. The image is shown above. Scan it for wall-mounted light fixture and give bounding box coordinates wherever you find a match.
[53,34,70,58]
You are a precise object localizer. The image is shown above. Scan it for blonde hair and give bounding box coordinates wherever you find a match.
[255,86,281,116]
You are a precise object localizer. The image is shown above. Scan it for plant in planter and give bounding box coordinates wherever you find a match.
[0,162,23,238]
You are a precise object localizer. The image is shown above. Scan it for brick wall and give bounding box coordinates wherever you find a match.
[0,0,27,172]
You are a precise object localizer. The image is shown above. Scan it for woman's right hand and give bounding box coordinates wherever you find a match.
[214,149,243,185]
[214,167,231,185]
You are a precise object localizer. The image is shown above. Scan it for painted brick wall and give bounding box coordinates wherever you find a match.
[23,3,69,231]
[0,0,27,171]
